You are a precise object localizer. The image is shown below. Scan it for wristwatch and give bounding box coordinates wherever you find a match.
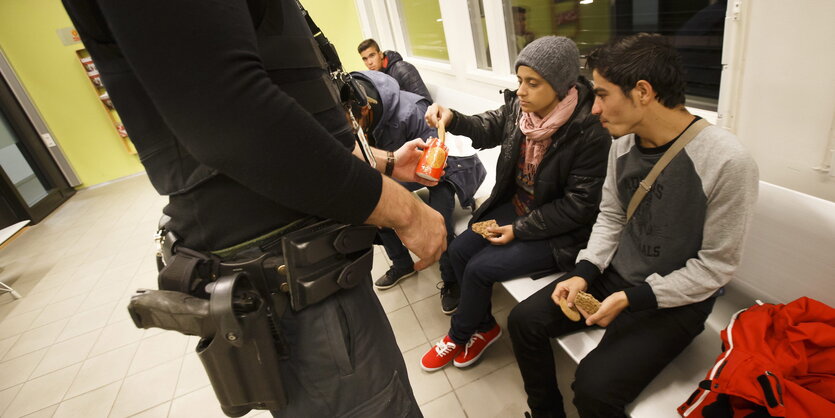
[385,151,395,176]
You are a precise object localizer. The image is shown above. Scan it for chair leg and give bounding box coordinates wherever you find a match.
[0,281,21,299]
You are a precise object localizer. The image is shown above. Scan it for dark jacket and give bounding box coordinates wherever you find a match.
[62,0,382,250]
[448,76,611,271]
[353,71,485,209]
[382,50,433,102]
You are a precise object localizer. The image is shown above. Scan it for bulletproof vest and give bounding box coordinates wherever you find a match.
[63,0,350,197]
[248,0,342,115]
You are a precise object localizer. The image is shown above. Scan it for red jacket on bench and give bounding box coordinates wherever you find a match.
[679,297,835,417]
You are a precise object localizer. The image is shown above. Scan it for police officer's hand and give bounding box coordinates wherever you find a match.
[392,138,442,187]
[425,104,453,129]
[366,178,447,272]
[396,202,447,271]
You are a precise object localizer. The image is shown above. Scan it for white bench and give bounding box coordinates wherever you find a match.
[429,85,835,415]
[500,181,835,417]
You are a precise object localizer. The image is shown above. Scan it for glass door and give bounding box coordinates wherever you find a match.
[0,108,50,207]
[0,74,75,227]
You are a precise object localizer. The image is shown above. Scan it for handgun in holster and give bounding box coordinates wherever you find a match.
[128,218,376,416]
[128,273,286,416]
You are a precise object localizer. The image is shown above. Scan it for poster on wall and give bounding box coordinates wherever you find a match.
[56,27,81,46]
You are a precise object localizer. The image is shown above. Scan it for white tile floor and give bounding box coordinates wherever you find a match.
[0,174,579,418]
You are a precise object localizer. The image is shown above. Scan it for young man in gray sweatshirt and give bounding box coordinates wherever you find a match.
[508,33,759,418]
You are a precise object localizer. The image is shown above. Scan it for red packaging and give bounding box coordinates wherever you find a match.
[415,136,448,181]
[115,123,128,138]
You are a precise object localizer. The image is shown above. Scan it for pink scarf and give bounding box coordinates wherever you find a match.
[518,87,578,177]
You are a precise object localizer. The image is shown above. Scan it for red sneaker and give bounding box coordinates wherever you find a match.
[421,336,462,372]
[453,324,502,368]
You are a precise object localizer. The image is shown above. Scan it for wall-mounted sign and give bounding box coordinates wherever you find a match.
[40,133,57,148]
[56,27,81,46]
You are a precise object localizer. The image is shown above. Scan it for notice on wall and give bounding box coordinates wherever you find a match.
[40,133,57,148]
[56,27,81,46]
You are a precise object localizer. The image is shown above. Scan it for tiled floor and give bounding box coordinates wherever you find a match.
[0,174,579,418]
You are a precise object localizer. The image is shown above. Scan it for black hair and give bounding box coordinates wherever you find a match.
[586,33,686,108]
[357,38,380,54]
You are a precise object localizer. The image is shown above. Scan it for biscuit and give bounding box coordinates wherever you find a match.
[574,291,601,315]
[558,298,581,322]
[471,219,499,239]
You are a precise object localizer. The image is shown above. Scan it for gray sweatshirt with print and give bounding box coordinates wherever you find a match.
[575,124,759,310]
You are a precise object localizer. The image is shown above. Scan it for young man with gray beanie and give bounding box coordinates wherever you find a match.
[420,36,611,371]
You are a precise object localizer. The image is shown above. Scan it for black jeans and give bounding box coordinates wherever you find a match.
[379,181,456,280]
[508,269,715,417]
[447,202,557,345]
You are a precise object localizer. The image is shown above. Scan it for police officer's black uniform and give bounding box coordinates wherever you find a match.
[61,0,421,416]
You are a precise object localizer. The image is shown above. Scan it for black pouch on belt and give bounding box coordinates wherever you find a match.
[281,219,376,311]
[157,247,217,299]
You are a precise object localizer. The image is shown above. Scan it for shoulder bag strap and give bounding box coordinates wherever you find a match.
[625,118,711,221]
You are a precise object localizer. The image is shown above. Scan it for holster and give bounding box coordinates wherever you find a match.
[137,217,376,416]
[128,272,286,416]
[196,273,287,417]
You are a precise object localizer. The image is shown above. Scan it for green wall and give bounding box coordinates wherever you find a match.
[398,0,449,61]
[0,0,144,188]
[304,1,367,72]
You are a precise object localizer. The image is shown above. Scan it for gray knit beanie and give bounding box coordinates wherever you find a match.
[514,36,579,98]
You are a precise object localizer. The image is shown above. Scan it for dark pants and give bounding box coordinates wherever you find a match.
[508,269,715,417]
[379,181,456,281]
[273,275,422,417]
[447,202,557,345]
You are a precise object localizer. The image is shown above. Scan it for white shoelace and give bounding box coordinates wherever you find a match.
[463,333,486,356]
[433,340,457,356]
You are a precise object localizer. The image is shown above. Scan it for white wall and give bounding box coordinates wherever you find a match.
[731,0,835,201]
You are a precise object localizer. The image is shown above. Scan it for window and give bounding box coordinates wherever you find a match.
[468,0,492,70]
[506,0,727,109]
[395,0,449,62]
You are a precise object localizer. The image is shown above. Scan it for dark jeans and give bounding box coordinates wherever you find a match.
[447,202,557,345]
[508,269,715,418]
[379,181,456,281]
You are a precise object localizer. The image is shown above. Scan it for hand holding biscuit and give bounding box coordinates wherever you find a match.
[425,103,452,129]
[584,291,629,327]
[471,219,499,238]
[486,224,514,245]
[551,276,588,321]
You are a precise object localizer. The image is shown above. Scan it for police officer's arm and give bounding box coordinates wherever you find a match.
[367,177,446,270]
[84,0,445,268]
[351,140,440,186]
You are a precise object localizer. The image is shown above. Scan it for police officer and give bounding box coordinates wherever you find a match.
[61,0,445,416]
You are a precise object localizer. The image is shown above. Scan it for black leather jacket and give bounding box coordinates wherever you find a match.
[448,76,611,271]
[382,50,433,102]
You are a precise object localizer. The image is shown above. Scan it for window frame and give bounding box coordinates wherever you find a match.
[355,0,730,118]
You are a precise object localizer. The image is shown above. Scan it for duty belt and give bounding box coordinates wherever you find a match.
[154,217,377,311]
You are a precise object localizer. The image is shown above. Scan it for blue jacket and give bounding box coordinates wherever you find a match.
[352,71,485,209]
